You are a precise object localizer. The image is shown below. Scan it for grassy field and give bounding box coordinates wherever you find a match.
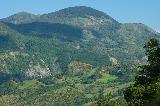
[96,74,118,84]
[18,80,41,90]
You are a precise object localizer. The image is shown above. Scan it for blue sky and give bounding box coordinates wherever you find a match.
[0,0,160,31]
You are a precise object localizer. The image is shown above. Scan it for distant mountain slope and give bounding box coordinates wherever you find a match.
[4,22,83,41]
[117,23,159,46]
[0,22,23,50]
[0,6,160,80]
[0,12,40,24]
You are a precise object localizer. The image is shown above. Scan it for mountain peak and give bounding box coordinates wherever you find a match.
[1,12,39,24]
[13,11,33,15]
[1,6,118,25]
[42,6,112,19]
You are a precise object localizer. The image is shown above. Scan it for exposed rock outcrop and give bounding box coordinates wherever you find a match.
[25,64,51,78]
[110,57,118,66]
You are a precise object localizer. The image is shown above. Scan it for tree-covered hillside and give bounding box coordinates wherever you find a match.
[0,6,160,106]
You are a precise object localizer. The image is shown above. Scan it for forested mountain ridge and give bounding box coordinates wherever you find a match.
[0,12,40,24]
[1,6,118,24]
[0,6,160,106]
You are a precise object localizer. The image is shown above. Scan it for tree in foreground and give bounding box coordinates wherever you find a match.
[124,38,160,106]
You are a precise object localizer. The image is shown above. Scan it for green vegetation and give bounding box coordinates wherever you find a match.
[96,74,118,83]
[124,39,160,106]
[0,6,160,105]
[18,80,41,90]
